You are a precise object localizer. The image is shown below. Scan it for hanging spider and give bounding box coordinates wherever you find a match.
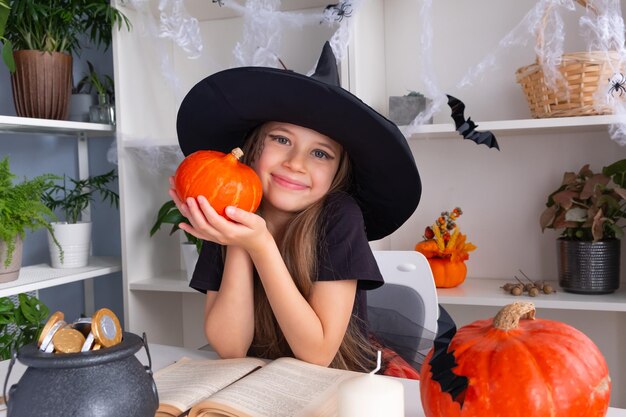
[323,2,353,22]
[608,72,626,97]
[212,0,224,6]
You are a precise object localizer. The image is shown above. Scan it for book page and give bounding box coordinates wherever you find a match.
[190,357,360,417]
[154,356,266,415]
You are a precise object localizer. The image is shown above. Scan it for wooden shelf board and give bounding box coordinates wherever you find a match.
[0,116,115,137]
[400,114,626,139]
[0,257,121,298]
[438,277,626,312]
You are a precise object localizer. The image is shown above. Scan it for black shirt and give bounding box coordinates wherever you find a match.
[189,192,384,323]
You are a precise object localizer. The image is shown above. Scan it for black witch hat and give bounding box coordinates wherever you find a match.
[177,42,421,240]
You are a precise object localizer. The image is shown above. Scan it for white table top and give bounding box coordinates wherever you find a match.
[1,343,625,417]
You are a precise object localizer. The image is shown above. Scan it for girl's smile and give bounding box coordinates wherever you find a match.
[252,122,342,216]
[270,173,309,190]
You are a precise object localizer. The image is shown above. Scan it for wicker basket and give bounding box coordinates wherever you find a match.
[515,1,625,118]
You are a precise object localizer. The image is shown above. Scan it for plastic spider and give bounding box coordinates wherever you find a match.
[212,0,224,6]
[608,73,626,97]
[324,2,353,22]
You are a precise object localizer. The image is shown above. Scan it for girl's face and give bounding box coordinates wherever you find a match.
[252,122,342,216]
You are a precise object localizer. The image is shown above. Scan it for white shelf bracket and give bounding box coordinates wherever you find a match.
[77,132,95,315]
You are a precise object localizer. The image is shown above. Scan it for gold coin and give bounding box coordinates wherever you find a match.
[92,343,102,351]
[38,311,65,347]
[52,328,85,353]
[92,308,122,347]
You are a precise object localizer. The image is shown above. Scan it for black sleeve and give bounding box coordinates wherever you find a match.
[316,193,384,290]
[189,241,224,293]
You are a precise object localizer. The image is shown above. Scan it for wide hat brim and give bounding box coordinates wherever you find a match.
[177,66,421,241]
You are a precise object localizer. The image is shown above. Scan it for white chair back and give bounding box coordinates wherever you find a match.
[369,250,439,337]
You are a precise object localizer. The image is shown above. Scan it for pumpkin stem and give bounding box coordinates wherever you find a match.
[231,148,244,160]
[493,302,536,331]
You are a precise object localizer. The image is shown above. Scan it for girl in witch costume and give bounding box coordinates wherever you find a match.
[172,42,423,375]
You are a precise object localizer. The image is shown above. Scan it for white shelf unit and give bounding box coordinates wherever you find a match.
[0,116,120,308]
[112,0,337,349]
[347,0,626,408]
[0,116,114,136]
[438,277,626,312]
[400,114,626,139]
[0,257,122,298]
[112,0,626,407]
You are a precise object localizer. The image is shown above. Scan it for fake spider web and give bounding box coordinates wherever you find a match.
[108,0,626,172]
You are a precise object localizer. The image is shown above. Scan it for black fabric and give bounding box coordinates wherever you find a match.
[176,42,421,241]
[189,192,383,324]
[428,305,468,405]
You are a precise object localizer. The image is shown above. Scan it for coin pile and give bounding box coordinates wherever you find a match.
[38,308,123,354]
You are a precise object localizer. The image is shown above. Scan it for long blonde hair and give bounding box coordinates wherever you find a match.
[240,124,377,372]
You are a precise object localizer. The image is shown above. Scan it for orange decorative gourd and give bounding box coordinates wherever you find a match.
[427,258,467,288]
[420,302,611,417]
[174,148,262,217]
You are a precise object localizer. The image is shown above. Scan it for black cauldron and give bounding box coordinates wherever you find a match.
[4,332,158,417]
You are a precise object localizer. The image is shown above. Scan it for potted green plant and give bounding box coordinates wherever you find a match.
[82,61,116,125]
[69,60,115,123]
[0,157,59,282]
[150,200,202,281]
[540,159,626,294]
[0,0,130,120]
[0,0,15,72]
[0,293,49,360]
[42,170,119,268]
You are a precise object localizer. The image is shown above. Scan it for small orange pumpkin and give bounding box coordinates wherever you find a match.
[420,302,611,417]
[427,258,467,288]
[174,148,262,217]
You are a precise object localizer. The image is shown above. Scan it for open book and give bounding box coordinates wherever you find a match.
[154,356,361,417]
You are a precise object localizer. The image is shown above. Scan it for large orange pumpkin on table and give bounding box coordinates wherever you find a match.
[420,302,611,417]
[174,148,262,217]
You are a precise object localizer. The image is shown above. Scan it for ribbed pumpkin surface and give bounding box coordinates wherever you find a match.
[420,304,611,417]
[174,148,262,217]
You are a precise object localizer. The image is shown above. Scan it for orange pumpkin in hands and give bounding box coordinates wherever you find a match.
[174,148,263,217]
[420,302,611,417]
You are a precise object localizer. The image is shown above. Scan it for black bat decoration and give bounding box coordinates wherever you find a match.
[446,95,499,150]
[428,307,468,407]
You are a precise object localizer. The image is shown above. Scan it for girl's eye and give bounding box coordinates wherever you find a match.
[269,135,290,145]
[312,149,330,159]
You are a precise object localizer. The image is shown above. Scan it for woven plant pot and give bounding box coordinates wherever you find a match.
[557,238,620,294]
[11,50,72,120]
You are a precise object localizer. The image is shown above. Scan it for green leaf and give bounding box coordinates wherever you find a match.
[603,159,626,188]
[0,1,8,39]
[1,39,15,73]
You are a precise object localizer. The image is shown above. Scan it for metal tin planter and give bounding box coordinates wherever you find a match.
[557,238,620,294]
[4,332,158,417]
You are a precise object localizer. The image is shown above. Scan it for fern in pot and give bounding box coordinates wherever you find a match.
[42,170,119,268]
[540,159,626,294]
[0,157,59,282]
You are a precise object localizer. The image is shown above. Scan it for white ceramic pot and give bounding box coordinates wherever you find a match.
[48,222,92,268]
[180,242,199,282]
[0,235,23,283]
[68,93,95,122]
